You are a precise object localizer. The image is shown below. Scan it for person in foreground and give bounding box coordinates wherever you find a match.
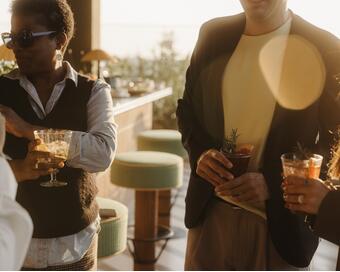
[0,113,33,270]
[0,0,117,270]
[283,136,340,270]
[177,0,340,270]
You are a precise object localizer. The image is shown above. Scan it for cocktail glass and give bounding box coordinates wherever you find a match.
[281,153,323,179]
[34,129,72,187]
[220,144,253,177]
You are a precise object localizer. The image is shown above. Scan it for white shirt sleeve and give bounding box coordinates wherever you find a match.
[66,80,118,172]
[0,158,33,270]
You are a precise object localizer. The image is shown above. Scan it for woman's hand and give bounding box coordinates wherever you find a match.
[196,149,234,187]
[282,176,331,214]
[215,172,269,202]
[0,104,38,140]
[8,140,64,182]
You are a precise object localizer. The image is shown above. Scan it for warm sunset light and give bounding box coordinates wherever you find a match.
[0,0,339,271]
[1,0,339,57]
[100,0,340,57]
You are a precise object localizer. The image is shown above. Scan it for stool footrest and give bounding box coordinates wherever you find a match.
[127,224,174,242]
[127,225,173,264]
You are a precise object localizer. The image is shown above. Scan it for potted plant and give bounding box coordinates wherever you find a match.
[0,60,16,76]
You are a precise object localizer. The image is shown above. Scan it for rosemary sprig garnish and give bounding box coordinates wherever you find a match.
[222,129,239,154]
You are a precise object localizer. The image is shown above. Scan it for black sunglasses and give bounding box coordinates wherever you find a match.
[1,29,56,49]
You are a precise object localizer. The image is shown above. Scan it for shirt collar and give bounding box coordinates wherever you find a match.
[3,61,78,87]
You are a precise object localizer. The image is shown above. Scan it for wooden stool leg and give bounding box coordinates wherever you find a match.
[134,190,159,271]
[158,190,171,228]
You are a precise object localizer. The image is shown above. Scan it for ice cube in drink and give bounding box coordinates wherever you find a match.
[281,153,323,179]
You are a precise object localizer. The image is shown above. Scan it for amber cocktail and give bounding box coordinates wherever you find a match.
[34,129,72,187]
[281,153,323,179]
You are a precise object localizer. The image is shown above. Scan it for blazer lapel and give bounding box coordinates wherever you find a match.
[202,14,246,145]
[266,11,327,137]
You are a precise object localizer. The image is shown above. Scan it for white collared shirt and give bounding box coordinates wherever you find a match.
[5,61,118,172]
[4,62,117,268]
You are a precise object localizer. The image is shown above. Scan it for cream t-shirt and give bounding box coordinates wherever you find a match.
[222,18,292,171]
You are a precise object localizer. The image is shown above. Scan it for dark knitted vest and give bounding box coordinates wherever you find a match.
[0,74,99,238]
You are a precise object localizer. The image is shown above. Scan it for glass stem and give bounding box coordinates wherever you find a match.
[50,170,58,183]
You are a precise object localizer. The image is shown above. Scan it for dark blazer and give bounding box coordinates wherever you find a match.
[314,191,340,270]
[177,12,340,267]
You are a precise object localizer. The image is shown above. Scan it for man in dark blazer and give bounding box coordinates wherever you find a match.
[177,0,340,270]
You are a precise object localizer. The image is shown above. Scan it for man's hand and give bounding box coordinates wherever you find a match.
[282,176,330,214]
[9,139,64,182]
[196,149,234,187]
[0,104,36,140]
[215,172,269,202]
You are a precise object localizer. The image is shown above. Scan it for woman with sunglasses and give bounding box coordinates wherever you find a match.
[283,138,340,270]
[0,0,117,270]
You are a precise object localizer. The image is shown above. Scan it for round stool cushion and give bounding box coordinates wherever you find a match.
[97,197,128,258]
[137,129,187,157]
[111,151,183,190]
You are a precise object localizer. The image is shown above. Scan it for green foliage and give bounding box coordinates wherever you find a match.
[105,32,190,129]
[222,129,240,154]
[151,32,190,129]
[0,60,16,76]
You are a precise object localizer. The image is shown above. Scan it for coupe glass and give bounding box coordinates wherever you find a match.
[34,129,72,187]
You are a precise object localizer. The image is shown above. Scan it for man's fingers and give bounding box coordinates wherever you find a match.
[197,149,233,182]
[197,166,224,187]
[216,182,255,199]
[228,183,251,197]
[197,169,219,187]
[215,184,233,197]
[209,150,233,169]
[233,190,257,202]
[203,167,225,186]
[215,177,243,193]
[205,159,234,180]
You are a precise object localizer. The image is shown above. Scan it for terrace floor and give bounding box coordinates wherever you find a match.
[98,162,338,271]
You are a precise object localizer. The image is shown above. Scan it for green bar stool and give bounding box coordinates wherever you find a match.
[137,129,186,229]
[110,151,183,271]
[137,129,187,158]
[97,197,128,258]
